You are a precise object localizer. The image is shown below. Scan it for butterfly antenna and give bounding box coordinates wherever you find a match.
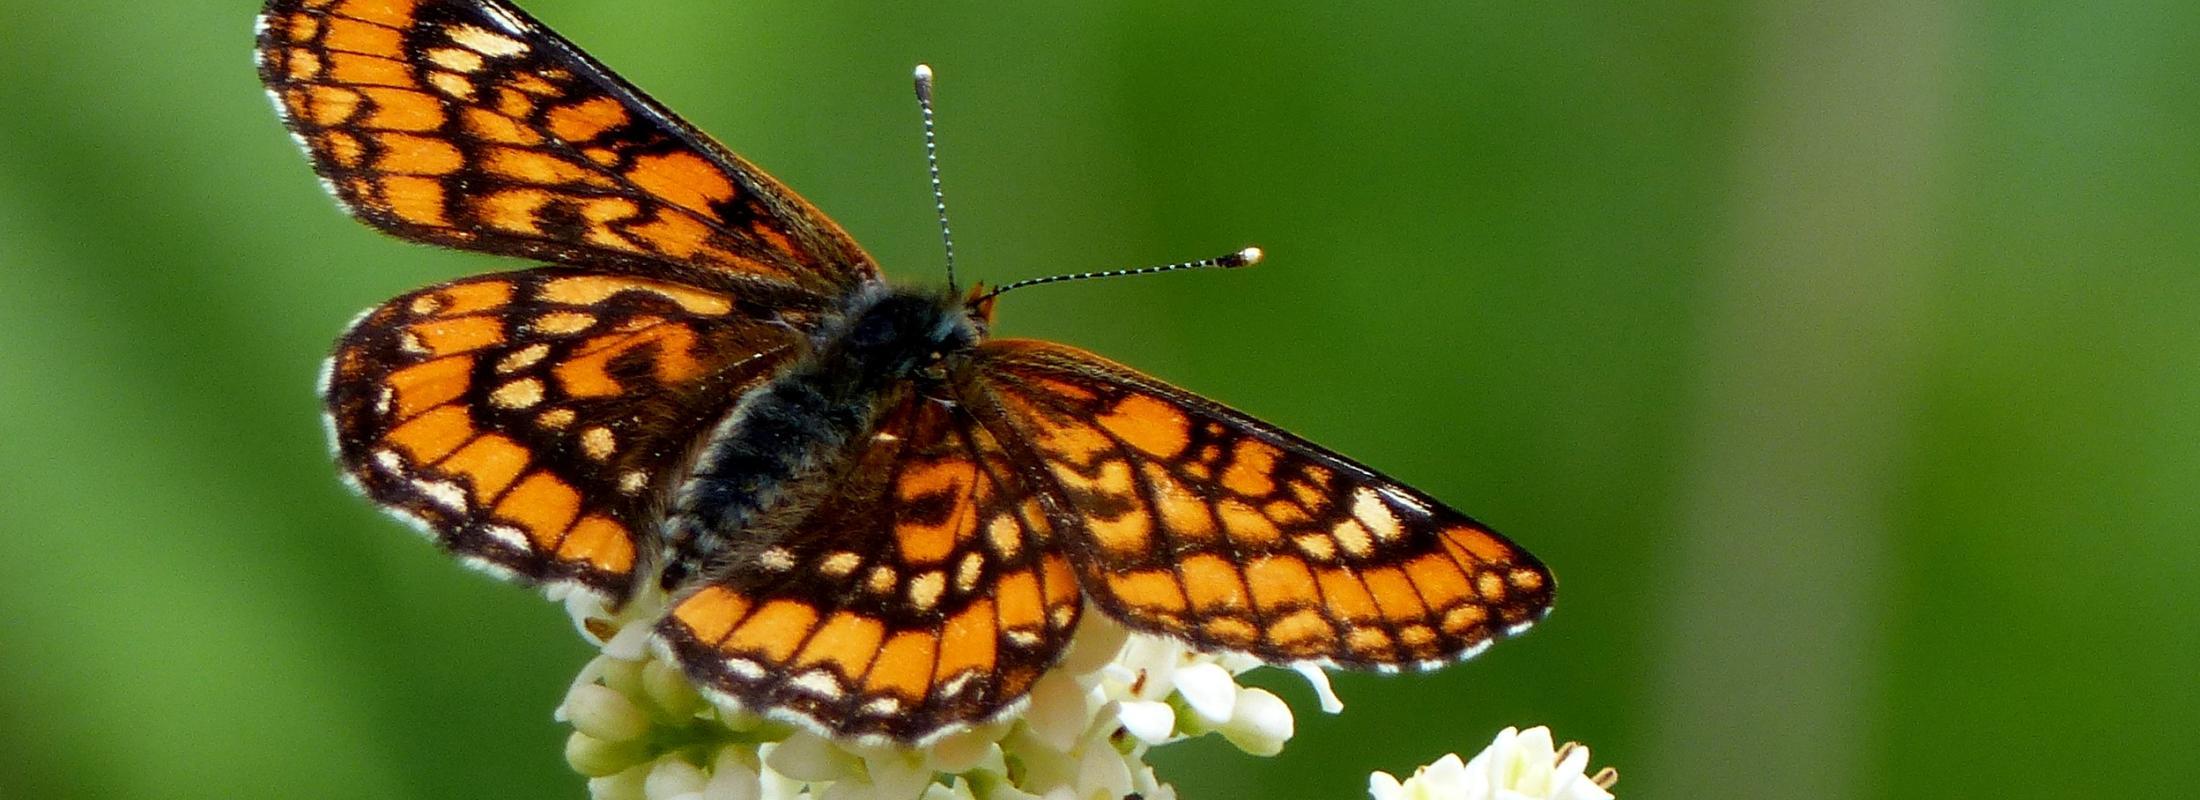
[981,246,1264,302]
[914,64,959,293]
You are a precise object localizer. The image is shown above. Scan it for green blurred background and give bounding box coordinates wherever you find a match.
[3,0,2196,797]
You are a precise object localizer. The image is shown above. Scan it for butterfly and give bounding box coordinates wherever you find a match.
[258,0,1554,744]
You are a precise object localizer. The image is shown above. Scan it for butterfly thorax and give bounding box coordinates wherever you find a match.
[661,284,983,589]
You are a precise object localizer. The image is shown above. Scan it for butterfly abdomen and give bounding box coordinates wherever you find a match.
[664,285,981,587]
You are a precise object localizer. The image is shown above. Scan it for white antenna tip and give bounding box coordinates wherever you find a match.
[914,64,934,81]
[1233,246,1265,266]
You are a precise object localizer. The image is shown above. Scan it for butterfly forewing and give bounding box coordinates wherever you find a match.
[974,340,1554,669]
[324,269,808,602]
[256,0,875,294]
[272,0,1554,748]
[656,387,1082,743]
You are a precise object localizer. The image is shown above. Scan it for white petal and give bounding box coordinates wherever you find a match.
[1465,728,1512,791]
[816,779,874,800]
[564,591,616,644]
[755,746,807,800]
[602,617,655,660]
[645,756,709,798]
[997,725,1079,791]
[1076,743,1135,799]
[923,726,1001,774]
[566,684,651,742]
[1113,636,1188,699]
[1419,752,1473,799]
[921,782,978,800]
[1368,771,1407,800]
[567,731,649,778]
[1059,612,1132,675]
[1173,662,1239,724]
[1131,763,1177,799]
[700,748,763,800]
[1023,668,1094,752]
[558,655,618,722]
[764,733,859,782]
[589,761,651,800]
[1117,699,1179,745]
[1503,727,1558,794]
[642,658,706,718]
[1548,745,1614,800]
[861,749,932,800]
[1217,688,1294,757]
[1290,662,1346,713]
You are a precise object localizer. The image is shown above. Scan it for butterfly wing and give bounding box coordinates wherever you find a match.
[975,340,1553,670]
[256,0,875,293]
[654,386,1082,744]
[324,268,813,603]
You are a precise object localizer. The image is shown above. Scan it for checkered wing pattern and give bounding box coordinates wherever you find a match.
[256,0,875,294]
[656,387,1081,743]
[324,269,809,602]
[978,340,1554,670]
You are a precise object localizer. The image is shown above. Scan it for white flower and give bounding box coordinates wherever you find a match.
[1368,727,1617,800]
[556,592,1347,799]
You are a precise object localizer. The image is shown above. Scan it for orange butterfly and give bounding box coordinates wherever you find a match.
[260,0,1553,744]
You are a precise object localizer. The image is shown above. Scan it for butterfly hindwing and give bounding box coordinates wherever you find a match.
[256,0,875,293]
[324,268,809,603]
[655,387,1082,743]
[976,340,1554,669]
[273,0,1556,748]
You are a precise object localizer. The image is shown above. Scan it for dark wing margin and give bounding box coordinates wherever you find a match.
[256,0,876,294]
[323,267,807,605]
[653,387,1082,745]
[973,339,1554,671]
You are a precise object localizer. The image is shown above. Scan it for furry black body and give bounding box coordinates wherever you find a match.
[662,284,982,588]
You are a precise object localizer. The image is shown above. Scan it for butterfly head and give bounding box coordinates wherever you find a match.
[829,284,985,387]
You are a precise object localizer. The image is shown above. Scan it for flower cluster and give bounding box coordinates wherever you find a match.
[1367,726,1616,800]
[554,588,1337,800]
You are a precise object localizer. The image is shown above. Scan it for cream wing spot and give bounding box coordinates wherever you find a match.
[483,525,531,550]
[757,547,796,571]
[954,551,985,593]
[490,378,544,409]
[1353,486,1405,543]
[427,71,475,100]
[617,469,649,495]
[537,407,576,429]
[819,552,861,578]
[908,571,946,611]
[496,343,552,373]
[937,672,977,699]
[1333,518,1376,558]
[425,47,485,73]
[532,311,596,335]
[416,478,468,512]
[579,426,616,460]
[1295,533,1338,562]
[448,24,530,58]
[788,670,844,699]
[986,516,1022,558]
[865,566,896,595]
